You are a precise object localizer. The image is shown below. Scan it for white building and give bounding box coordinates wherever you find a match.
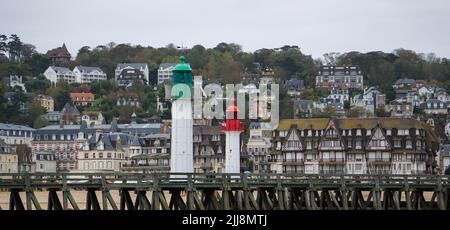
[115,63,149,86]
[316,66,364,90]
[0,140,18,173]
[436,91,450,103]
[417,85,434,99]
[81,111,106,126]
[43,66,76,85]
[7,75,27,92]
[73,66,107,84]
[327,87,349,104]
[35,152,57,173]
[351,86,386,113]
[438,145,450,174]
[0,123,35,146]
[157,63,177,84]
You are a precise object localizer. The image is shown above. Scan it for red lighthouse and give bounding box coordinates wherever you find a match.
[221,98,244,173]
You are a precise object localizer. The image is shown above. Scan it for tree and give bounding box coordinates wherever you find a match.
[7,34,23,63]
[21,43,36,60]
[33,116,48,128]
[78,46,91,54]
[24,53,50,76]
[347,107,369,118]
[0,34,7,54]
[322,52,341,65]
[375,108,389,117]
[25,74,51,93]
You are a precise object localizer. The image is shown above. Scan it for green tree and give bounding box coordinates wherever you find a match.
[7,34,23,63]
[25,74,51,93]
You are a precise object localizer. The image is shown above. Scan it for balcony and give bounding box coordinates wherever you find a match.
[319,158,345,164]
[267,158,282,163]
[283,170,305,174]
[282,159,304,165]
[57,158,76,162]
[121,163,170,171]
[282,146,301,151]
[367,158,391,165]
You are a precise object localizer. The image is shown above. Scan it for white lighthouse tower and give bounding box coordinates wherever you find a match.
[170,56,193,174]
[221,98,244,173]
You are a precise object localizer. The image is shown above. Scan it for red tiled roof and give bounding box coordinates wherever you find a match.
[69,92,95,102]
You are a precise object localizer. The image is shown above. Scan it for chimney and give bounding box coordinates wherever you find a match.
[160,123,165,134]
[95,129,102,142]
[116,134,122,151]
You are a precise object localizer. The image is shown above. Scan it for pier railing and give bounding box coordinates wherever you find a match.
[0,173,449,210]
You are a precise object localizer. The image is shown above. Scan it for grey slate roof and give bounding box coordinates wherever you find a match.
[394,78,415,85]
[34,123,162,139]
[76,66,104,73]
[50,66,72,74]
[130,135,141,147]
[0,123,35,131]
[440,145,450,157]
[159,63,177,69]
[61,102,80,116]
[35,94,53,100]
[0,139,16,154]
[117,63,148,69]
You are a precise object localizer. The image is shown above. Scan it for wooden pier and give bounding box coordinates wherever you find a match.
[0,173,448,210]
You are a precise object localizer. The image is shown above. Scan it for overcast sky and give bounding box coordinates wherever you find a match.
[1,0,449,59]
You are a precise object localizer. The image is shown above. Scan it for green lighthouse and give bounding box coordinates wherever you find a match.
[171,56,192,100]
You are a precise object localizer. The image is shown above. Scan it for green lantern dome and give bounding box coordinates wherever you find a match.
[171,56,192,100]
[173,56,192,71]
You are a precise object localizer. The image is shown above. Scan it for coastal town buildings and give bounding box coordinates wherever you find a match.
[315,66,364,90]
[34,94,54,112]
[76,131,131,172]
[0,123,35,146]
[43,66,76,85]
[73,66,107,83]
[46,43,71,65]
[157,63,177,84]
[269,118,437,175]
[115,63,149,86]
[34,151,57,173]
[69,92,95,107]
[0,140,18,173]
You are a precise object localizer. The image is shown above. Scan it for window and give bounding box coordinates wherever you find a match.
[394,140,401,148]
[355,140,362,149]
[99,153,103,158]
[84,153,88,159]
[406,140,412,149]
[306,141,312,150]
